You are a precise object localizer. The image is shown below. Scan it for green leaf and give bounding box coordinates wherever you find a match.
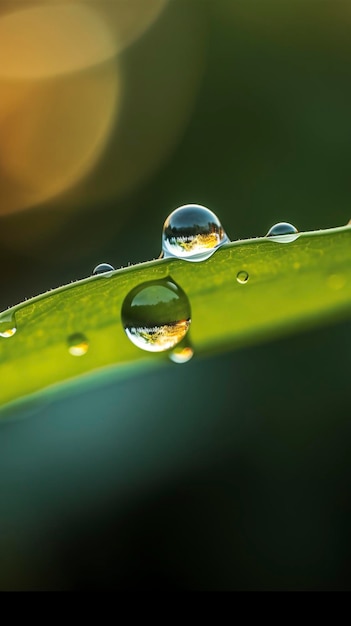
[1,225,351,411]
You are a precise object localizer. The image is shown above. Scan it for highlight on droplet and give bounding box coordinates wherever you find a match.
[67,332,89,356]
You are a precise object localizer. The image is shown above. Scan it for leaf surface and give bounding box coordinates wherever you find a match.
[1,225,351,410]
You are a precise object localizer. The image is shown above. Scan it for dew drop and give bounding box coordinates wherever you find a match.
[169,345,194,364]
[67,332,89,356]
[121,278,191,353]
[266,222,299,243]
[0,311,17,338]
[162,204,229,262]
[236,270,249,284]
[92,263,115,275]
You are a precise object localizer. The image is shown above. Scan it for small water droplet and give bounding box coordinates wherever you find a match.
[266,222,299,243]
[122,278,191,352]
[67,333,89,356]
[169,345,194,364]
[0,311,17,338]
[92,263,115,275]
[162,204,229,262]
[236,271,249,284]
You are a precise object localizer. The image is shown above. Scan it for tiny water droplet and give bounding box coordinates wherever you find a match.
[0,311,17,338]
[67,333,89,356]
[169,345,194,364]
[162,204,229,262]
[122,278,191,353]
[92,263,115,275]
[266,222,299,243]
[236,270,249,284]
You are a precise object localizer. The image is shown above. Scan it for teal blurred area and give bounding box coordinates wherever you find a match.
[1,0,351,589]
[1,320,351,590]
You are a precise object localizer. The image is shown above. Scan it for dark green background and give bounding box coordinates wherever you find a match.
[1,0,351,589]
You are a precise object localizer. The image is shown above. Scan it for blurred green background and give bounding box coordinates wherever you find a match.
[1,0,351,590]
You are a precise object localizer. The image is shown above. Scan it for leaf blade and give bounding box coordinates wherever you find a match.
[1,225,351,409]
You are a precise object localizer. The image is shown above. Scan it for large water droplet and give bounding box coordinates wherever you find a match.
[92,263,115,275]
[162,204,229,262]
[0,311,17,338]
[122,278,191,352]
[266,222,299,243]
[67,333,89,356]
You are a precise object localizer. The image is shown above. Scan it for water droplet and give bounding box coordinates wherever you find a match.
[92,263,115,275]
[0,311,17,338]
[266,222,299,243]
[236,270,249,284]
[67,333,89,356]
[122,278,191,352]
[169,345,194,364]
[162,204,229,262]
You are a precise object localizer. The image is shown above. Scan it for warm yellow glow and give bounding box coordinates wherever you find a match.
[0,1,168,80]
[0,61,120,214]
[0,4,116,80]
[91,0,168,53]
[0,0,204,220]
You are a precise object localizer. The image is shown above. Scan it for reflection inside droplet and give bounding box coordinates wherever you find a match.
[0,311,17,338]
[266,222,299,243]
[169,345,194,364]
[122,278,191,352]
[162,204,229,262]
[67,332,89,356]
